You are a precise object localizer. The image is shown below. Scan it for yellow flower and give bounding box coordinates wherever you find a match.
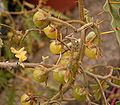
[11,47,27,63]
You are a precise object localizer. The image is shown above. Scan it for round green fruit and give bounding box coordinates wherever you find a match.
[72,86,86,101]
[53,69,66,84]
[43,25,57,39]
[50,41,62,54]
[86,31,99,45]
[85,47,97,59]
[20,93,36,105]
[86,31,96,41]
[59,51,71,65]
[33,11,50,28]
[33,66,47,83]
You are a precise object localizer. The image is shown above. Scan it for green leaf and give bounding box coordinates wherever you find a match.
[103,0,120,45]
[116,101,120,105]
[91,81,109,101]
[91,84,101,101]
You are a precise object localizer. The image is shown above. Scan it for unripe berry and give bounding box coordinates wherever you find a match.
[20,93,36,105]
[33,10,50,28]
[33,66,47,83]
[53,69,66,84]
[50,41,62,54]
[85,47,97,59]
[86,31,99,45]
[43,25,57,39]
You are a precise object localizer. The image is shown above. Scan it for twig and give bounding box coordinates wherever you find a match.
[56,53,62,65]
[6,69,29,82]
[0,23,17,33]
[50,81,73,100]
[0,62,53,68]
[57,39,71,51]
[0,23,23,36]
[109,1,120,4]
[78,0,85,21]
[77,22,94,32]
[67,20,85,25]
[83,66,120,89]
[2,0,42,15]
[111,76,120,81]
[19,28,40,46]
[47,16,77,32]
[113,67,120,71]
[105,80,120,88]
[85,66,113,80]
[90,102,99,105]
[94,77,108,105]
[101,31,115,35]
[80,65,109,104]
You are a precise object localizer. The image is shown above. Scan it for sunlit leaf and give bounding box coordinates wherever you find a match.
[103,0,120,45]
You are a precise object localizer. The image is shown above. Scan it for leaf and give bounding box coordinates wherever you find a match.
[103,0,120,45]
[91,84,101,101]
[116,101,120,105]
[91,81,109,101]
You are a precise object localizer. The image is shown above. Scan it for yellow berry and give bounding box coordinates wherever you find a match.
[33,11,50,28]
[53,69,66,84]
[43,25,57,39]
[85,47,97,59]
[20,93,36,105]
[33,66,47,83]
[50,41,62,54]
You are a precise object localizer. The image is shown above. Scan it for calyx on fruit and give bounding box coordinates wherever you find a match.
[43,24,57,39]
[50,40,62,54]
[72,86,86,101]
[20,93,36,105]
[33,66,48,83]
[59,51,71,65]
[33,10,50,28]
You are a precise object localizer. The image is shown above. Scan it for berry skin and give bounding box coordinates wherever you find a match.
[59,51,71,65]
[53,69,66,84]
[33,11,50,28]
[86,31,99,45]
[72,86,86,101]
[86,31,96,41]
[20,93,36,105]
[33,66,47,83]
[85,47,97,59]
[43,25,57,39]
[50,41,62,54]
